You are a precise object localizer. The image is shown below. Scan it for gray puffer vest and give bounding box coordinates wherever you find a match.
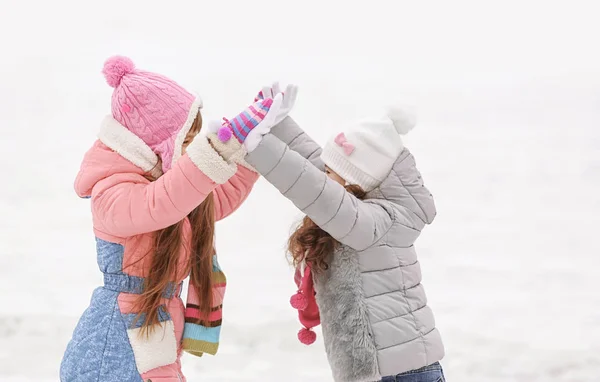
[246,118,444,382]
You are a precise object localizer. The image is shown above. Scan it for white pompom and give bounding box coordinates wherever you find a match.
[386,106,416,135]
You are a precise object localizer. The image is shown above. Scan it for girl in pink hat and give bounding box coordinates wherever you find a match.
[60,57,290,382]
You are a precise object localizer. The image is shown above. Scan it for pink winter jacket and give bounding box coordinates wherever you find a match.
[69,138,258,381]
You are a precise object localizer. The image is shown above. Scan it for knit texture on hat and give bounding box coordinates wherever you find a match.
[320,107,416,191]
[102,56,202,173]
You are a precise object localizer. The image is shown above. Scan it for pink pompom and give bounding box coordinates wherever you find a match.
[298,328,316,345]
[217,126,232,142]
[102,56,135,88]
[290,292,308,310]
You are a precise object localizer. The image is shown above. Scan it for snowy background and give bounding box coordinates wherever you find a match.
[1,0,599,381]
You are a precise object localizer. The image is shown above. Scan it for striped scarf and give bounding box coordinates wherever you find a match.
[182,255,226,356]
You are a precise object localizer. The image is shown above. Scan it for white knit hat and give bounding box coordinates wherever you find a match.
[320,106,416,192]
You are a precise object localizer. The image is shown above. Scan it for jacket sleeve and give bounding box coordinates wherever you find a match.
[213,165,259,221]
[245,134,394,251]
[91,135,239,238]
[270,117,325,171]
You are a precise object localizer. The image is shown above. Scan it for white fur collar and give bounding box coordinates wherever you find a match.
[98,116,162,179]
[170,97,203,167]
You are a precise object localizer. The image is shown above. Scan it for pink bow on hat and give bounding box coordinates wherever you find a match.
[334,132,355,155]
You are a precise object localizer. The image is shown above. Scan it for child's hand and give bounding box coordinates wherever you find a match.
[213,94,284,152]
[206,131,255,171]
[255,82,298,127]
[207,96,281,144]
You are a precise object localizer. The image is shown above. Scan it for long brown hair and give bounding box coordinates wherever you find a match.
[134,114,215,335]
[288,184,366,273]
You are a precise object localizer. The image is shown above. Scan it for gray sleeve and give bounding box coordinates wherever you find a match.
[270,116,325,171]
[246,134,394,251]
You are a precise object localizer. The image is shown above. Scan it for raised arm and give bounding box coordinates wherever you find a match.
[246,134,394,251]
[270,116,325,171]
[91,135,238,238]
[212,165,259,221]
[203,131,260,221]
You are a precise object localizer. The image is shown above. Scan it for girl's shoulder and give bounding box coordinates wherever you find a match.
[75,140,149,198]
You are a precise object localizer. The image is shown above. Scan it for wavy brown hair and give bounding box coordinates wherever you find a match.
[133,113,215,335]
[288,184,366,273]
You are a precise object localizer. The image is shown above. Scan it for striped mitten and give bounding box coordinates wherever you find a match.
[215,93,283,152]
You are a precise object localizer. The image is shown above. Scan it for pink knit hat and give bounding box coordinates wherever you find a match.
[102,56,203,173]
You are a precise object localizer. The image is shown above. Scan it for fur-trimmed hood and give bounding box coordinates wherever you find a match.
[100,56,203,174]
[74,140,151,198]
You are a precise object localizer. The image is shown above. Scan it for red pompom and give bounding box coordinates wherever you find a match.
[298,328,316,345]
[290,292,308,310]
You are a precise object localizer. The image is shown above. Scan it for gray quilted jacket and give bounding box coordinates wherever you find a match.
[247,118,444,382]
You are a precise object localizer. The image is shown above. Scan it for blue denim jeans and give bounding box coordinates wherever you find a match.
[380,362,445,382]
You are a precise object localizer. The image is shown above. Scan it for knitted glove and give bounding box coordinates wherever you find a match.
[206,131,255,171]
[208,94,284,153]
[255,82,299,127]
